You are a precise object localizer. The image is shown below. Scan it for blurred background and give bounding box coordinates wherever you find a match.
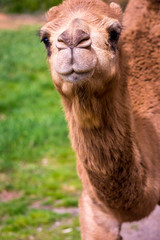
[0,1,128,240]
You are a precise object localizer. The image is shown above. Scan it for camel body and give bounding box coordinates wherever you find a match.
[40,0,160,239]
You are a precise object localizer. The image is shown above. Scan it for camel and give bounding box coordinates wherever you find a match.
[40,0,160,239]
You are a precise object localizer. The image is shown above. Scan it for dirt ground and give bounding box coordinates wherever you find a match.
[122,206,160,240]
[0,13,45,29]
[0,13,160,240]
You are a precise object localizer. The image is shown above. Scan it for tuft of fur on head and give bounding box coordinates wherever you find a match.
[46,0,122,23]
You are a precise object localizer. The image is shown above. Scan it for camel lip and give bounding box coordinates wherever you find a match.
[60,70,93,83]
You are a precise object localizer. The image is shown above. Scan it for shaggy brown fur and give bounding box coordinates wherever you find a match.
[40,0,160,239]
[123,0,160,114]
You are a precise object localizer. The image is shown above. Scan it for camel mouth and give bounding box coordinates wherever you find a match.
[60,70,94,82]
[54,46,97,83]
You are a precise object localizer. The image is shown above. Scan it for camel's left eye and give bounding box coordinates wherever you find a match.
[41,37,50,47]
[109,30,120,42]
[107,22,122,51]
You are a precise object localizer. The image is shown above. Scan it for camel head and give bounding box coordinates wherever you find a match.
[40,0,122,98]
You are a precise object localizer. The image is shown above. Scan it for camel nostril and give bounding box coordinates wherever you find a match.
[56,32,70,50]
[76,30,92,48]
[56,30,91,50]
[77,37,92,48]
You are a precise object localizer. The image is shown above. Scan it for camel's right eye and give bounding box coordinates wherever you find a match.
[41,37,50,47]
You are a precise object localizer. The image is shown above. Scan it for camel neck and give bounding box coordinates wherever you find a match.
[62,76,153,221]
[67,82,134,175]
[62,75,137,175]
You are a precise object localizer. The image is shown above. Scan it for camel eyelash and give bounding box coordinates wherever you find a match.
[39,30,51,44]
[40,32,51,56]
[41,36,50,47]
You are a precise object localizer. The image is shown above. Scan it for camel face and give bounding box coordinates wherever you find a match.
[40,0,122,96]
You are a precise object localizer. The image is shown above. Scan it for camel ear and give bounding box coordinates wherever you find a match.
[46,6,59,22]
[109,2,122,16]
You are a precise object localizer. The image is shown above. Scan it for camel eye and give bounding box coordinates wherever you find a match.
[109,30,120,42]
[41,37,50,47]
[107,22,122,51]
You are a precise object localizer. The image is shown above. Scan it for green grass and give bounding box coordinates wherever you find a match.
[0,0,62,13]
[0,26,81,240]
